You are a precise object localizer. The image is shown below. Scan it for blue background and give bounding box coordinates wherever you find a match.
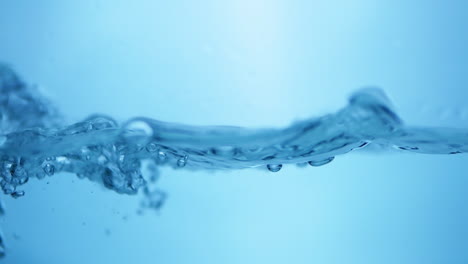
[1,0,467,263]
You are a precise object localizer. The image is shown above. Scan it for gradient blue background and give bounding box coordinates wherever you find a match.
[1,0,467,263]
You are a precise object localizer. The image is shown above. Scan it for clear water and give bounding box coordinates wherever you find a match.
[2,64,466,197]
[1,1,468,263]
[1,64,467,258]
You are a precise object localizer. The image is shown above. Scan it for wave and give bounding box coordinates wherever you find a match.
[1,63,467,199]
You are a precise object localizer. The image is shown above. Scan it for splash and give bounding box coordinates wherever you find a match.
[1,63,467,199]
[1,63,468,257]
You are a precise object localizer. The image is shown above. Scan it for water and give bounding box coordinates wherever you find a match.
[1,61,468,260]
[1,64,467,200]
[3,1,468,262]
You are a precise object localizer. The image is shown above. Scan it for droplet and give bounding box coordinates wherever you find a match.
[146,143,158,153]
[308,157,334,167]
[43,163,55,176]
[267,164,282,172]
[11,190,25,198]
[177,156,188,168]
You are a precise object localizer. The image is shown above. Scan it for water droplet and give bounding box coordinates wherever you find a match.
[43,163,55,176]
[267,164,282,172]
[11,190,25,198]
[308,157,334,167]
[177,156,188,168]
[146,143,158,153]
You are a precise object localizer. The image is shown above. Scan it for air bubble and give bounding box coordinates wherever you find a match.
[11,190,25,198]
[146,163,159,182]
[35,172,46,180]
[85,115,118,130]
[267,164,282,172]
[1,182,14,195]
[177,156,188,168]
[123,119,153,137]
[308,157,334,167]
[146,143,158,153]
[156,151,167,163]
[43,163,55,176]
[45,156,56,161]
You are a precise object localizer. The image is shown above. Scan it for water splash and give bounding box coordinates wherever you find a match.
[1,63,468,258]
[1,64,467,199]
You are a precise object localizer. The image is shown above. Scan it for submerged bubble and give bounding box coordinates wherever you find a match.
[146,143,158,153]
[42,163,55,176]
[11,190,25,198]
[0,182,14,195]
[140,187,167,212]
[308,157,335,167]
[1,65,468,223]
[145,163,159,182]
[267,164,282,172]
[45,156,56,162]
[176,156,188,168]
[156,151,167,163]
[123,119,153,137]
[85,115,118,130]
